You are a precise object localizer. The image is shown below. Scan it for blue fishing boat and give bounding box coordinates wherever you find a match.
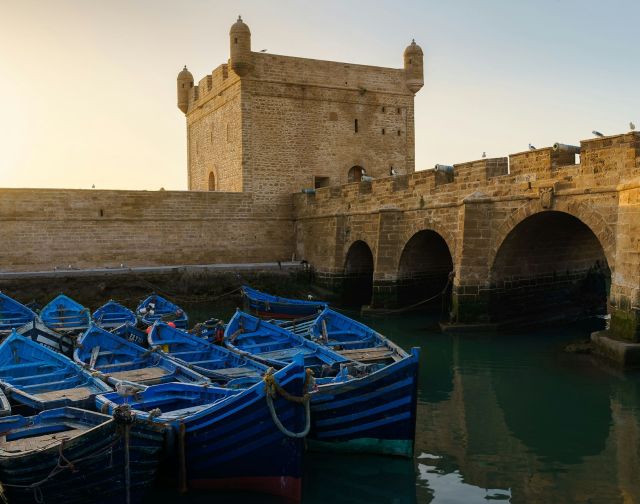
[16,317,75,355]
[74,325,207,386]
[96,358,308,502]
[148,321,267,385]
[111,322,148,347]
[287,307,406,364]
[0,331,112,411]
[224,310,348,373]
[242,285,327,320]
[136,294,188,329]
[0,406,166,504]
[225,311,421,457]
[93,300,137,329]
[0,292,36,336]
[40,294,91,334]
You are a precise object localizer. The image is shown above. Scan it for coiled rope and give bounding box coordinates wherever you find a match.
[263,368,313,438]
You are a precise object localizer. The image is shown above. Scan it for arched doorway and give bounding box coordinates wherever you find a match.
[490,211,610,323]
[343,240,374,307]
[208,171,216,191]
[398,230,454,312]
[347,166,365,183]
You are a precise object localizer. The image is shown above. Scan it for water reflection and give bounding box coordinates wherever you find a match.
[173,303,640,503]
[303,454,416,504]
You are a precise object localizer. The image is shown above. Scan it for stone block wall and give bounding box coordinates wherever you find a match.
[0,189,294,272]
[293,132,640,339]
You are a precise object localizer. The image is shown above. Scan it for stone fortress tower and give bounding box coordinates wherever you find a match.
[177,16,423,202]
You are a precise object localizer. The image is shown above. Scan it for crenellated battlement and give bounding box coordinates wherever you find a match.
[294,132,640,218]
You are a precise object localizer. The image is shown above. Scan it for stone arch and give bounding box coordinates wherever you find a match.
[397,229,454,310]
[208,171,216,191]
[347,166,365,183]
[489,209,611,322]
[343,240,374,307]
[490,200,614,270]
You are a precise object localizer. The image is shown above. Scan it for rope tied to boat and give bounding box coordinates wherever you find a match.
[0,425,124,503]
[112,404,134,504]
[263,368,312,439]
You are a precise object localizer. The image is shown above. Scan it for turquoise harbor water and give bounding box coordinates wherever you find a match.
[153,307,640,504]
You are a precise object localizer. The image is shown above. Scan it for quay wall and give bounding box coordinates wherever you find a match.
[0,189,294,272]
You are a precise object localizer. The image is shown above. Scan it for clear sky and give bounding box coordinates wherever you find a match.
[0,0,637,190]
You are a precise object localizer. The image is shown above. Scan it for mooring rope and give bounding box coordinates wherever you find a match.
[263,368,312,438]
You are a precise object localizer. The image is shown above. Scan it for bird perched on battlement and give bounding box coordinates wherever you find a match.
[592,130,604,137]
[259,49,267,52]
[390,166,397,176]
[630,122,636,131]
[482,152,486,158]
[528,143,536,150]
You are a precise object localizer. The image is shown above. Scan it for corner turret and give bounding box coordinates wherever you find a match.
[177,65,194,114]
[404,39,424,94]
[230,15,253,77]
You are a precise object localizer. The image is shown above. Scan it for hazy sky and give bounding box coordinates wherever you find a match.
[1,0,638,190]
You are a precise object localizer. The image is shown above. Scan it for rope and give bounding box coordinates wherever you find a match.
[263,368,312,438]
[357,271,455,317]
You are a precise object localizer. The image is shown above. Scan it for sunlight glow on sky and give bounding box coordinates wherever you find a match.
[0,0,638,190]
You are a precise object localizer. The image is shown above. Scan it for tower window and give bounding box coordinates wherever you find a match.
[354,119,358,133]
[382,106,385,113]
[397,108,401,114]
[409,59,412,64]
[208,172,216,191]
[397,130,401,136]
[234,37,238,44]
[382,128,385,135]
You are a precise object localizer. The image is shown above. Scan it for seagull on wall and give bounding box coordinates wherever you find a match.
[260,49,267,52]
[91,184,95,189]
[630,122,636,131]
[528,143,536,150]
[592,130,604,137]
[482,152,486,158]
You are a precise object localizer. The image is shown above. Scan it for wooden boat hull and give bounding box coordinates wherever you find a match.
[242,285,327,320]
[97,359,307,502]
[40,294,90,334]
[0,332,112,411]
[0,292,36,336]
[93,301,137,329]
[308,347,420,457]
[16,318,75,356]
[0,407,166,504]
[148,321,267,385]
[136,294,188,329]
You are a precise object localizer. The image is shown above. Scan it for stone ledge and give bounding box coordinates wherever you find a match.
[591,330,640,368]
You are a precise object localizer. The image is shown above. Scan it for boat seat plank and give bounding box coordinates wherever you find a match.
[257,347,312,360]
[33,386,95,403]
[337,347,396,362]
[109,367,168,383]
[208,367,260,377]
[1,428,88,453]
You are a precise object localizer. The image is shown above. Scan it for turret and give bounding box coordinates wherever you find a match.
[404,39,424,94]
[230,15,253,77]
[177,65,194,114]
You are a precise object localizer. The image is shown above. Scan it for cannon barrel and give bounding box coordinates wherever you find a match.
[301,188,316,195]
[553,143,581,154]
[434,164,454,174]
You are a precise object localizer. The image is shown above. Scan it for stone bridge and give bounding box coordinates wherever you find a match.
[293,132,640,342]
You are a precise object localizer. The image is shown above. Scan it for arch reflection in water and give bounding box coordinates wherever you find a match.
[303,453,417,504]
[417,453,512,503]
